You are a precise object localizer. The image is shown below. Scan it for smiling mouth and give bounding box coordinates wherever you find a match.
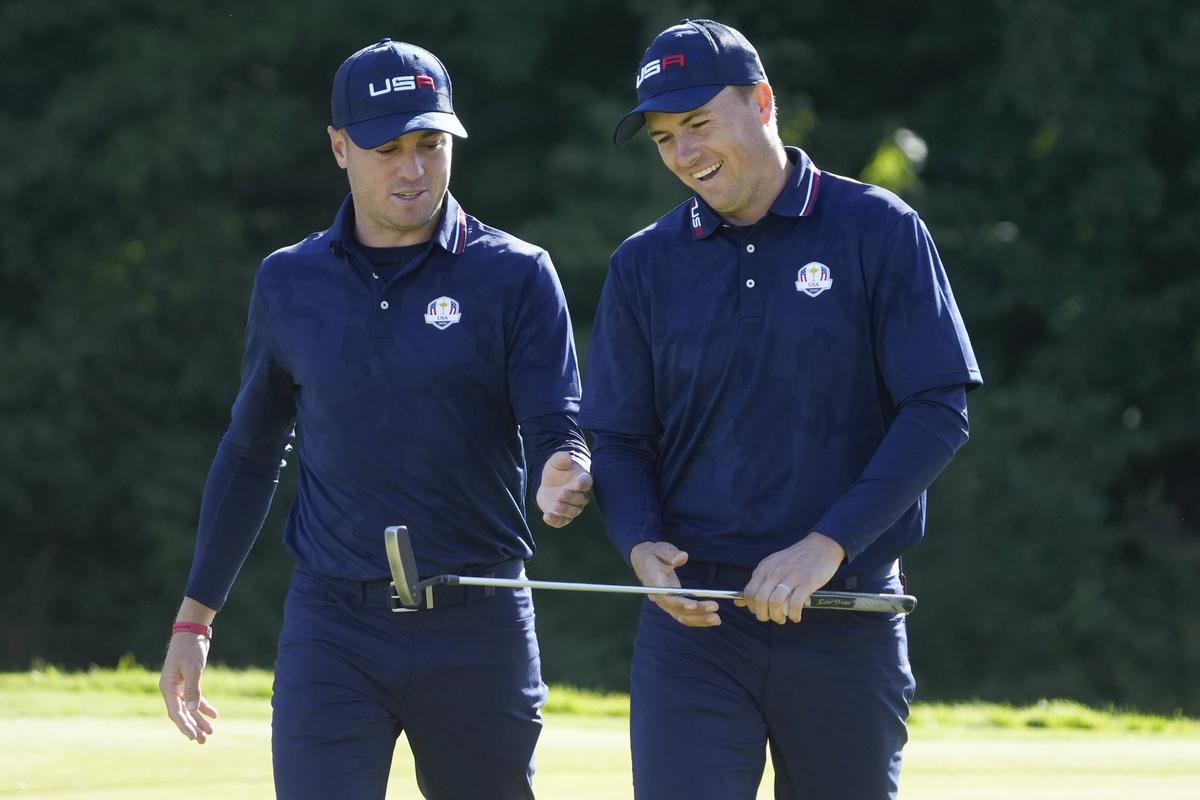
[691,162,722,181]
[393,190,425,200]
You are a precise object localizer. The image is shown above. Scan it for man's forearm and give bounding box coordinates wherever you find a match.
[591,430,663,564]
[814,384,970,562]
[183,437,284,610]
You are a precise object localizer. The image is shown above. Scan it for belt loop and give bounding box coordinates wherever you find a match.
[706,563,718,586]
[844,575,858,591]
[467,572,497,606]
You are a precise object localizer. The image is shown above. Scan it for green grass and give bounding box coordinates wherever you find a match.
[2,665,1198,799]
[910,697,1200,735]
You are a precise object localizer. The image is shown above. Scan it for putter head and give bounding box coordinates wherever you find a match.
[384,525,420,606]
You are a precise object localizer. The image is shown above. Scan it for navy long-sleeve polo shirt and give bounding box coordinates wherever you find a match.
[185,192,583,610]
[580,147,981,574]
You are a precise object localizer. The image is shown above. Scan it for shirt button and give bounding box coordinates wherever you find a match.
[746,279,756,288]
[746,244,756,253]
[372,272,380,280]
[380,300,389,310]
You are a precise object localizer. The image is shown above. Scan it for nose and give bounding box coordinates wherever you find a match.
[394,151,424,181]
[673,133,700,170]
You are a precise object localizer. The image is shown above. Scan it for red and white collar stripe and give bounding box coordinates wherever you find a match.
[799,167,821,217]
[447,205,468,254]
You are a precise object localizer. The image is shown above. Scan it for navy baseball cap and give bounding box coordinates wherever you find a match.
[613,19,766,146]
[331,38,468,149]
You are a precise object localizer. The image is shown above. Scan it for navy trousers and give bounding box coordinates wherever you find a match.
[271,568,547,799]
[630,565,915,800]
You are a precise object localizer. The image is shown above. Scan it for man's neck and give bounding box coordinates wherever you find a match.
[721,146,793,227]
[352,196,445,247]
[354,221,437,248]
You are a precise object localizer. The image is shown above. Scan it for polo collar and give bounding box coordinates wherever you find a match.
[770,147,823,218]
[433,191,470,255]
[684,146,822,239]
[327,191,470,256]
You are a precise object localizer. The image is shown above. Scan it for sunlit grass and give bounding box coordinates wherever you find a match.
[910,698,1200,735]
[3,665,1199,799]
[6,664,1196,734]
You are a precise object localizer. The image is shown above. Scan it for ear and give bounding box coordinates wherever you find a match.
[328,126,349,169]
[753,82,774,124]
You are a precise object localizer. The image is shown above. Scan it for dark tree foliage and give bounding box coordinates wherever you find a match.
[2,0,1197,712]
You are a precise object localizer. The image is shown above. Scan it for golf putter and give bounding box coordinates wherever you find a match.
[385,525,917,614]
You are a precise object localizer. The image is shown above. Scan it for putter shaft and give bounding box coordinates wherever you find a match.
[424,575,916,614]
[384,525,915,614]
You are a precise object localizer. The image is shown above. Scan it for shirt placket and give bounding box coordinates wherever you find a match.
[363,249,431,340]
[739,234,764,323]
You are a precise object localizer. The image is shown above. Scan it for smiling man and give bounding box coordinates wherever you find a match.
[581,19,982,800]
[158,39,591,799]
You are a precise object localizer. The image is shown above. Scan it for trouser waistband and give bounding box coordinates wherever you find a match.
[295,558,526,611]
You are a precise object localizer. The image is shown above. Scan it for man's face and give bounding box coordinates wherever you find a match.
[328,127,453,246]
[645,85,779,227]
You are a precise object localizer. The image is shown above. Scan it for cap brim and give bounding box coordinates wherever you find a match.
[346,111,468,149]
[612,85,726,146]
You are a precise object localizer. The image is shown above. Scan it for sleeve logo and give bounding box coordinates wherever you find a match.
[795,262,833,297]
[424,296,462,329]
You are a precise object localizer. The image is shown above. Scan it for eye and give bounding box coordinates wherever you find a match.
[692,119,709,130]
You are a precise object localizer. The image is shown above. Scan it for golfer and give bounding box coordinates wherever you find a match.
[581,19,982,799]
[159,38,591,799]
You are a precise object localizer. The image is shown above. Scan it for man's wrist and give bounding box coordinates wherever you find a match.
[805,530,848,565]
[627,539,658,567]
[171,622,213,640]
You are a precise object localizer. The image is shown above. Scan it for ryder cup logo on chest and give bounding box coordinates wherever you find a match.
[424,296,462,329]
[795,262,833,297]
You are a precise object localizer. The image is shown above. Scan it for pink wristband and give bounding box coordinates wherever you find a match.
[172,622,213,640]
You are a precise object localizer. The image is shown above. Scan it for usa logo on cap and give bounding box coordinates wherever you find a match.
[636,54,686,89]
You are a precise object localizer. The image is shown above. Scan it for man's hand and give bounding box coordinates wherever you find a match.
[630,541,720,627]
[160,601,219,744]
[736,531,845,625]
[536,451,593,527]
